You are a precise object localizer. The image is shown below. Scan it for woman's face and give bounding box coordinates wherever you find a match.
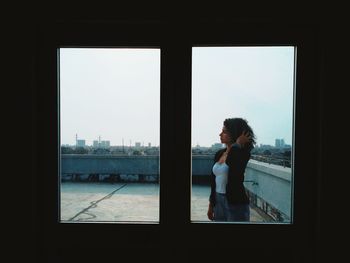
[219,126,232,144]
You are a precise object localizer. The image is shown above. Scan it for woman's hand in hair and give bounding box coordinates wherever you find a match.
[236,131,251,147]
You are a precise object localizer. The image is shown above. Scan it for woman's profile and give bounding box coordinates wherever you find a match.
[207,117,256,222]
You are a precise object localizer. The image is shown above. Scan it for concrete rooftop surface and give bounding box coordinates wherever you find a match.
[60,182,268,223]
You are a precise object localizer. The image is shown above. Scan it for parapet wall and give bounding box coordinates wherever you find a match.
[244,160,292,221]
[61,154,292,221]
[61,154,214,179]
[61,155,160,175]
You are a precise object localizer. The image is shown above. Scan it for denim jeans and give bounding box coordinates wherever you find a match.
[213,192,250,222]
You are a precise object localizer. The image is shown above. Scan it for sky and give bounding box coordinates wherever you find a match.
[60,47,295,147]
[192,47,295,147]
[60,48,160,147]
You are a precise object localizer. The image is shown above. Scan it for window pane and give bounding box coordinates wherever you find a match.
[59,48,160,223]
[191,47,295,223]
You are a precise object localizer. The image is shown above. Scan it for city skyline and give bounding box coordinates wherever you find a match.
[63,134,291,148]
[60,47,295,147]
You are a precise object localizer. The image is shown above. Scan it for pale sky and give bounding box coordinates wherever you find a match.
[60,48,160,147]
[192,47,295,147]
[60,47,295,147]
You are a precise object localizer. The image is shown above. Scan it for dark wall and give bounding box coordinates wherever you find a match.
[7,2,348,262]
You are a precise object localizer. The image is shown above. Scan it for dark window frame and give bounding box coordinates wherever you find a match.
[35,19,321,258]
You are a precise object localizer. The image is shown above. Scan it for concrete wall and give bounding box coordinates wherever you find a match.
[61,155,159,175]
[244,160,292,219]
[61,154,214,176]
[61,154,292,220]
[191,155,214,175]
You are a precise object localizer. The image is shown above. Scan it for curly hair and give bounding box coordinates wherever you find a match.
[223,118,256,151]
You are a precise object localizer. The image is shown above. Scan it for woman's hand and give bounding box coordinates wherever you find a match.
[236,131,251,147]
[207,203,214,221]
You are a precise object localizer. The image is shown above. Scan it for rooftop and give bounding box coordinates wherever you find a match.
[61,182,268,223]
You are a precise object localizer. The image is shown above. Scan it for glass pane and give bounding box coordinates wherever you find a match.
[191,47,295,223]
[59,48,160,223]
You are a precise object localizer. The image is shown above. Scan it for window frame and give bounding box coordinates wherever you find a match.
[190,45,297,224]
[57,46,162,224]
[35,19,321,257]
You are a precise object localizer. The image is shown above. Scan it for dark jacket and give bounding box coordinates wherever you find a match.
[209,144,251,205]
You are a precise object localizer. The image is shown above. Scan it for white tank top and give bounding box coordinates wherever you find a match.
[212,162,229,194]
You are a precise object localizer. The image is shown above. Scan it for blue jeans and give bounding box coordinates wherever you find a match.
[213,192,250,222]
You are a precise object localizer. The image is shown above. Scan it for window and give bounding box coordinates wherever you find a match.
[35,20,320,257]
[59,48,160,223]
[191,46,295,223]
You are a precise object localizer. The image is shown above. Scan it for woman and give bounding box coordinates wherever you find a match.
[207,118,256,222]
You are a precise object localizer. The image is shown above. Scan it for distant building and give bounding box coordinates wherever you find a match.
[211,143,224,151]
[258,144,274,149]
[93,140,99,148]
[283,144,292,149]
[275,138,285,148]
[275,139,281,148]
[100,140,110,148]
[275,139,280,148]
[76,139,86,147]
[135,142,141,148]
[281,139,285,147]
[93,139,110,148]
